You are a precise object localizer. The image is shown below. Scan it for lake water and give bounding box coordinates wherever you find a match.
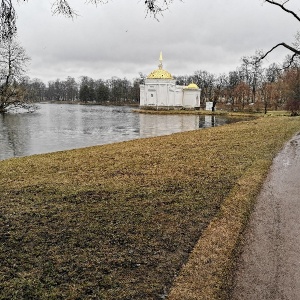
[0,103,242,161]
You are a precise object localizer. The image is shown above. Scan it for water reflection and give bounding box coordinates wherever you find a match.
[199,115,229,128]
[0,112,36,158]
[139,114,200,137]
[0,104,245,161]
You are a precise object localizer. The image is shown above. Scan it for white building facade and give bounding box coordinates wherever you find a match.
[140,53,201,110]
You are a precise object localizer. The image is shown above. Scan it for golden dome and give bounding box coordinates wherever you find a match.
[147,69,173,79]
[185,83,199,89]
[147,51,173,79]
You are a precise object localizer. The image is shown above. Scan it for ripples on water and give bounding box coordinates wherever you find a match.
[0,103,239,160]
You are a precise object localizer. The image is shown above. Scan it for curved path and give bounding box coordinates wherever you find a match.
[232,133,300,300]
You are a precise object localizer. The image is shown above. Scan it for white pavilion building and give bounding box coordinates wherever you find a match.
[140,52,201,110]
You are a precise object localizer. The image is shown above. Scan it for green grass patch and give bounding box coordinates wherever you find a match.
[0,116,300,299]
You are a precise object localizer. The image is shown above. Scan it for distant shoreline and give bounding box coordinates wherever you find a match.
[40,100,139,107]
[38,101,292,117]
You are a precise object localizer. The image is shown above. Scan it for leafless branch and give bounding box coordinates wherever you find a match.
[52,0,78,18]
[260,42,300,61]
[52,0,176,19]
[256,42,299,71]
[85,0,109,5]
[283,53,298,68]
[265,0,300,22]
[144,0,179,19]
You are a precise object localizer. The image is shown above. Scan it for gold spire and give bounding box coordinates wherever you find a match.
[147,51,173,79]
[159,51,163,61]
[158,51,163,69]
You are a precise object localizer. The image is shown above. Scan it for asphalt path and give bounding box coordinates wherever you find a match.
[232,133,300,300]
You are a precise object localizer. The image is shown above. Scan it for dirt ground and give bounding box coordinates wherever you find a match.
[232,132,300,299]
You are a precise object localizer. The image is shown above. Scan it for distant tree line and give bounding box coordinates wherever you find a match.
[174,53,300,114]
[19,75,144,105]
[15,52,300,115]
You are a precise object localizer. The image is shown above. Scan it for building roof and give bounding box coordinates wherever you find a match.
[147,51,173,79]
[147,69,173,79]
[185,83,200,89]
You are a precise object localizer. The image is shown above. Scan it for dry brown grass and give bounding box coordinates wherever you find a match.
[135,109,292,117]
[168,159,270,300]
[0,116,300,299]
[134,108,257,117]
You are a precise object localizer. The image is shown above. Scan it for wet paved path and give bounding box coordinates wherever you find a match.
[232,133,300,300]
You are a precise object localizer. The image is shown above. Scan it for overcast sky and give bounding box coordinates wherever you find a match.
[15,0,299,83]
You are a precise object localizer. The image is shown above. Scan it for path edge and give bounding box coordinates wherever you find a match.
[167,158,273,300]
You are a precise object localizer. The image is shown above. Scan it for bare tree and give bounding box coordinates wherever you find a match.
[213,73,228,110]
[0,0,17,41]
[264,62,282,83]
[0,39,31,113]
[20,77,47,102]
[261,1,300,63]
[193,70,215,105]
[282,67,300,115]
[240,54,264,103]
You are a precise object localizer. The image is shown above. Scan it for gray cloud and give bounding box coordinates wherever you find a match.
[15,0,299,82]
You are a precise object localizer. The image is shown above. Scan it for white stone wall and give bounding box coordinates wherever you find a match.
[140,79,201,109]
[175,86,184,107]
[145,82,158,106]
[140,78,177,107]
[183,89,201,108]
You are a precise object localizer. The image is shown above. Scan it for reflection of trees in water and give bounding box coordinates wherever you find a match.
[198,115,247,129]
[198,115,218,128]
[0,113,31,159]
[139,114,200,137]
[211,116,215,127]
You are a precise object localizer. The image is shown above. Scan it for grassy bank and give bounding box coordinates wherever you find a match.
[134,108,292,117]
[134,108,256,117]
[1,116,300,299]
